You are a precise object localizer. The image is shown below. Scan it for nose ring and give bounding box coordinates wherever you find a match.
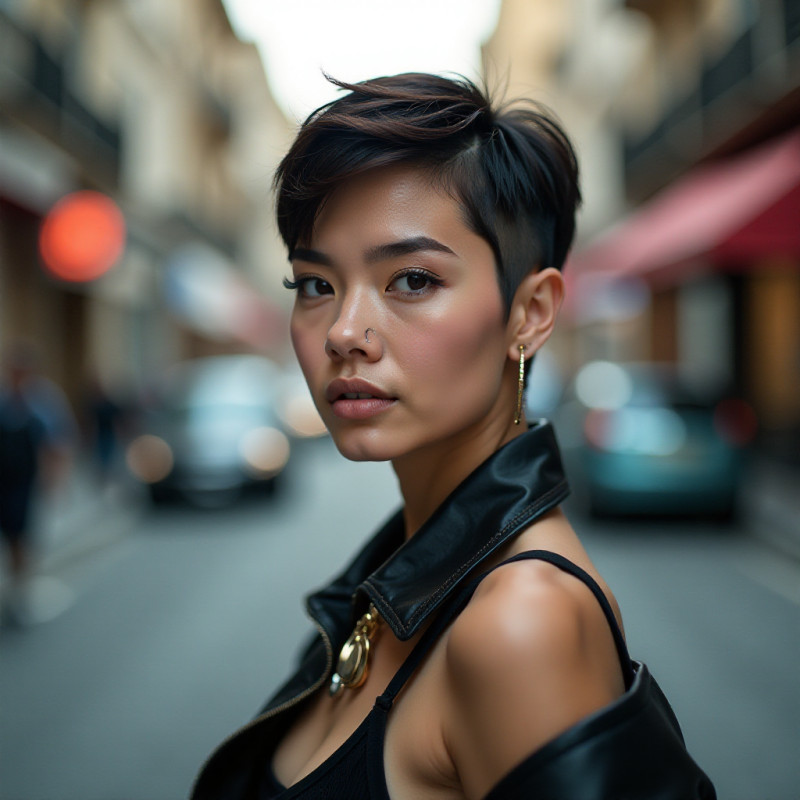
[365,328,376,344]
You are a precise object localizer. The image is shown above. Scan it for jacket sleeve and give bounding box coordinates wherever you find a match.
[482,663,716,800]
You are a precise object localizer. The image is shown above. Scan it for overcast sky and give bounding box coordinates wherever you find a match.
[223,0,502,123]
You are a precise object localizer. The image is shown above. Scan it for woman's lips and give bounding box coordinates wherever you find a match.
[330,395,396,419]
[325,378,396,420]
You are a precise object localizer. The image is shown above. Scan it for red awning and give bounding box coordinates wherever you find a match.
[569,128,800,285]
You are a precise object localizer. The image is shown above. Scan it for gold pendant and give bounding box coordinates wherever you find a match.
[329,604,382,697]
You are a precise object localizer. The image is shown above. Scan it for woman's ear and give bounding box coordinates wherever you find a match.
[506,267,565,361]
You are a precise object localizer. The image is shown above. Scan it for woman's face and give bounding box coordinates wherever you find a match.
[288,164,513,463]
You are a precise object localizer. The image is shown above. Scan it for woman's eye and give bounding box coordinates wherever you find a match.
[284,276,333,298]
[389,270,442,295]
[302,278,333,298]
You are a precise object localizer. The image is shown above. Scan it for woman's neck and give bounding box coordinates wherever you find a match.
[392,414,527,539]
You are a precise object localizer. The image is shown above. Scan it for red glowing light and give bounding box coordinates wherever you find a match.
[39,191,126,282]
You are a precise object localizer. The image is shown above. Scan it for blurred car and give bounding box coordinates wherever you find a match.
[125,356,292,505]
[556,361,757,518]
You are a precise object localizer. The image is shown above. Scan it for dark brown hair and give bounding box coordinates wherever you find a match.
[274,72,581,312]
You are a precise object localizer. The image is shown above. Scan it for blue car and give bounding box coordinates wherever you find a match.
[555,362,757,518]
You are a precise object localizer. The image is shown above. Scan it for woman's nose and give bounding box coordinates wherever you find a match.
[324,299,382,361]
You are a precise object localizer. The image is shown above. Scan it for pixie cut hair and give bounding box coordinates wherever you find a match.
[275,73,581,312]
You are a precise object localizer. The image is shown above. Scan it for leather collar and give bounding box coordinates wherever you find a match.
[307,421,569,644]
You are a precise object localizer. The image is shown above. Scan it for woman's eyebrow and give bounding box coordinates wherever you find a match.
[364,236,456,263]
[289,236,456,267]
[289,248,332,266]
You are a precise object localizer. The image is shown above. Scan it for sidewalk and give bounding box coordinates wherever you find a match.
[1,460,144,594]
[741,456,800,561]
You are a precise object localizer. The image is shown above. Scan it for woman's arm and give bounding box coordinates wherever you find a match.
[442,559,626,800]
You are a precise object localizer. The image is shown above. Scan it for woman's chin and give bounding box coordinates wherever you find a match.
[328,429,400,463]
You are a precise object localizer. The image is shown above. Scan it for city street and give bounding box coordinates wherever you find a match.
[1,438,798,800]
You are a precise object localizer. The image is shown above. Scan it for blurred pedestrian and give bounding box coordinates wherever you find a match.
[192,73,715,799]
[0,341,75,624]
[83,374,126,487]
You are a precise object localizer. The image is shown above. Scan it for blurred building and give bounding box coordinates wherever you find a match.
[485,0,800,461]
[0,0,291,410]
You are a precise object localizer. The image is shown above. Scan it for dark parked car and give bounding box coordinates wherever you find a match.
[126,356,292,505]
[556,361,757,518]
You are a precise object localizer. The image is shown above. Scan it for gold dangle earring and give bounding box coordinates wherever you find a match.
[514,344,526,425]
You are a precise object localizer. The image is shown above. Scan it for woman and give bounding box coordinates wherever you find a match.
[192,73,714,799]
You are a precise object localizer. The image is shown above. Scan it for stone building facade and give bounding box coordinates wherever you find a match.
[0,0,291,410]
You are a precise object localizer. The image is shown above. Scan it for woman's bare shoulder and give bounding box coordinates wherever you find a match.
[442,555,626,798]
[445,556,622,691]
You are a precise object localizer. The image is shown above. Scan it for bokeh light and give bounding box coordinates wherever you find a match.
[39,191,126,282]
[575,361,634,410]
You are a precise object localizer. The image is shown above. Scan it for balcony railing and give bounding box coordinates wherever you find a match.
[700,25,754,109]
[785,0,800,47]
[623,6,798,196]
[623,89,702,170]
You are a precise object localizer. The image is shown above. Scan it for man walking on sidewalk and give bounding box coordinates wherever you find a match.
[0,342,74,625]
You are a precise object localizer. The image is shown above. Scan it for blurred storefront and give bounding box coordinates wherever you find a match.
[571,127,800,454]
[0,0,291,413]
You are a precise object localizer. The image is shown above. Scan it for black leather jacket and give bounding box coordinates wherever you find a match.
[190,421,569,799]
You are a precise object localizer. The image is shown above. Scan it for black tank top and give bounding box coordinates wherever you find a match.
[258,550,632,799]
